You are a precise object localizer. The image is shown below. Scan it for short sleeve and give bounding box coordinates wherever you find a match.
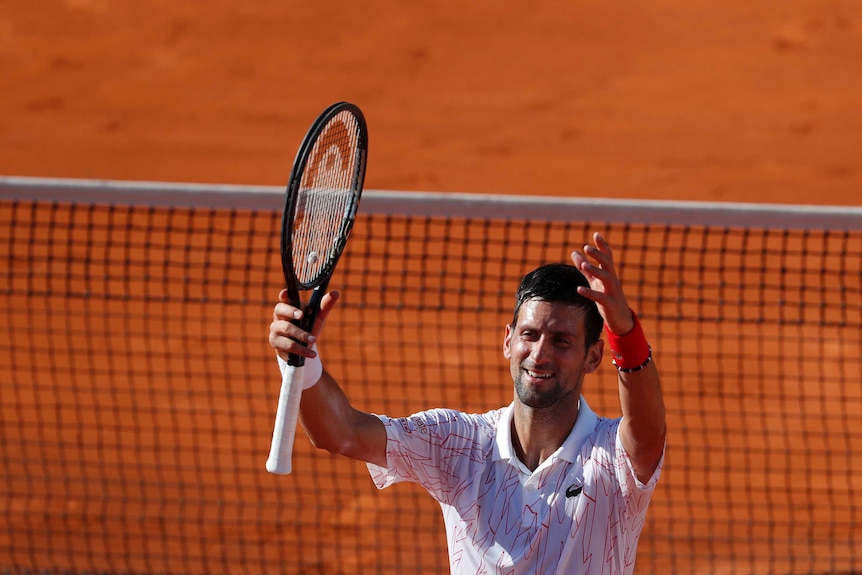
[614,425,665,528]
[366,409,495,503]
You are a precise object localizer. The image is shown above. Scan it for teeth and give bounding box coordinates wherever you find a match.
[527,370,551,379]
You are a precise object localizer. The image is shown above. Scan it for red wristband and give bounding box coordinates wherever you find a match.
[606,310,651,371]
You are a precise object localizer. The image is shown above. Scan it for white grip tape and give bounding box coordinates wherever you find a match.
[277,345,322,390]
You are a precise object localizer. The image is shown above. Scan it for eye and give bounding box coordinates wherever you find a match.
[519,329,540,342]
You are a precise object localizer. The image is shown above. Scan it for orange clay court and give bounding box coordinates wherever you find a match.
[1,1,860,574]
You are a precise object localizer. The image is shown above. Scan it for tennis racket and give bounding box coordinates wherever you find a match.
[266,102,368,475]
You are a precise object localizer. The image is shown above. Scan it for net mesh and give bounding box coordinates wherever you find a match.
[1,180,861,575]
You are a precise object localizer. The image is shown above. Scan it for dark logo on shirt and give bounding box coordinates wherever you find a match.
[565,484,583,499]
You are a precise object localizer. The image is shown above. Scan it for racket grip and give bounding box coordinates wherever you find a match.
[266,363,305,474]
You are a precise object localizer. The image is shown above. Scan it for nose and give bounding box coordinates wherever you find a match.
[529,335,553,364]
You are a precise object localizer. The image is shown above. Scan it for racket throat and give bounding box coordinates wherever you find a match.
[303,284,327,332]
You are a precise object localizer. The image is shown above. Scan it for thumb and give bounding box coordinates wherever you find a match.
[310,290,341,338]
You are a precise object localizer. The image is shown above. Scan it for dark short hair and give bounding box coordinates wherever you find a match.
[512,263,604,347]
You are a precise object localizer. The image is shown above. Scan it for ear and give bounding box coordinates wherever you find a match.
[584,339,604,374]
[503,323,513,359]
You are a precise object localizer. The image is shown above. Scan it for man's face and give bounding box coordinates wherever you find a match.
[503,299,603,410]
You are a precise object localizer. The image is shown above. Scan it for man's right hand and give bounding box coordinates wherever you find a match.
[269,289,341,362]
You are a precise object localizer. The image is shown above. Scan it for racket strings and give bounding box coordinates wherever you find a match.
[292,110,362,286]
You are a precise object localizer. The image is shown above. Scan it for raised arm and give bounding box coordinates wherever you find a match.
[269,289,387,467]
[571,233,666,483]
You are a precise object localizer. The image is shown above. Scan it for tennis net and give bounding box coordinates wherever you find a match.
[2,176,861,575]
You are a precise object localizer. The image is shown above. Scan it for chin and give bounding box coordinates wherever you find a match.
[515,383,562,409]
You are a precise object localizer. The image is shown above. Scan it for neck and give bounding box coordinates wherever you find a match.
[511,396,580,471]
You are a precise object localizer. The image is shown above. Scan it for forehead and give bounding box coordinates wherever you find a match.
[514,299,587,332]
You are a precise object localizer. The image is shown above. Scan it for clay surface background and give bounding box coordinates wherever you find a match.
[1,1,860,205]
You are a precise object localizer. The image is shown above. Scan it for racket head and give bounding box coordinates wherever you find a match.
[281,102,368,298]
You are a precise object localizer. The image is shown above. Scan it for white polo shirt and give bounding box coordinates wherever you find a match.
[367,397,662,575]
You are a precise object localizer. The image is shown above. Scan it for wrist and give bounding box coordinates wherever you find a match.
[605,310,652,372]
[277,344,323,389]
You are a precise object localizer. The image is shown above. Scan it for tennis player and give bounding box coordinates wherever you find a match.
[269,232,666,575]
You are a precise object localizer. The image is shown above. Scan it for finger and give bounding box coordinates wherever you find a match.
[273,301,303,322]
[573,252,610,287]
[269,320,317,356]
[570,250,587,268]
[320,290,341,316]
[273,289,303,321]
[586,232,613,261]
[571,250,602,278]
[309,290,341,338]
[583,243,616,275]
[270,317,316,344]
[271,339,317,361]
[576,284,607,305]
[593,232,610,252]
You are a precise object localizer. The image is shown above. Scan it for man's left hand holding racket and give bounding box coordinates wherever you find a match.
[266,102,368,475]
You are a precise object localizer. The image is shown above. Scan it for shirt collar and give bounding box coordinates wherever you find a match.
[493,396,598,465]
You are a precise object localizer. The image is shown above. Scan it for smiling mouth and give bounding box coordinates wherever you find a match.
[525,369,553,381]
